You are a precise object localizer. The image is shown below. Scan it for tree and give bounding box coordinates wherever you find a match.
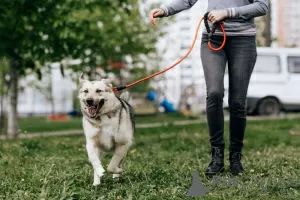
[262,0,271,47]
[26,66,55,114]
[0,0,166,138]
[0,59,9,134]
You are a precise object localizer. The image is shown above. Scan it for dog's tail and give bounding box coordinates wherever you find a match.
[120,91,130,102]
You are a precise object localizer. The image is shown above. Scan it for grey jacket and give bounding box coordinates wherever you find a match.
[161,0,269,35]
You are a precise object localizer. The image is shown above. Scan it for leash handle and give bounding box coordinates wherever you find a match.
[203,12,226,51]
[204,12,217,40]
[204,12,211,34]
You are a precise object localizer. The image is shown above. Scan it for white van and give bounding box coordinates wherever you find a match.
[223,47,300,116]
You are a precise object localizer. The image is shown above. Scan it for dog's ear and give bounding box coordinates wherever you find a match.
[79,73,85,84]
[102,78,113,92]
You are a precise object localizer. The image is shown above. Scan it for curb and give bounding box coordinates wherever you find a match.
[0,119,203,140]
[1,115,299,140]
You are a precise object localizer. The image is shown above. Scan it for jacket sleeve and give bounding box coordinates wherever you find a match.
[161,0,198,17]
[226,0,269,20]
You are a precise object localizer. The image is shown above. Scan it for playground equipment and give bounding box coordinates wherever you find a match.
[146,91,177,113]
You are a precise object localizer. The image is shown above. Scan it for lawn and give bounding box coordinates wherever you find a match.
[15,113,200,134]
[1,118,300,199]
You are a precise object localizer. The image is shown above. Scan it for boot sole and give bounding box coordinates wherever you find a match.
[205,167,225,178]
[230,169,244,176]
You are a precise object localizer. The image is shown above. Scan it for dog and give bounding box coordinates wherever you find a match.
[78,73,135,186]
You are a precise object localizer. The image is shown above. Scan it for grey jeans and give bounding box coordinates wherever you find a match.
[201,34,257,152]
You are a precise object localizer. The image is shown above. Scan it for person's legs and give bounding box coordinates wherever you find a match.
[201,34,227,176]
[225,36,257,175]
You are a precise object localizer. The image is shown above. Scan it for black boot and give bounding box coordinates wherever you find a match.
[205,146,225,177]
[229,151,244,175]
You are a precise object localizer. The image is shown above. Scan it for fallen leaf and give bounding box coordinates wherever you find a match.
[130,149,137,154]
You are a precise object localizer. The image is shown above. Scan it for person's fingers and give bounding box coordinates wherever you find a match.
[208,14,214,22]
[149,10,156,26]
[153,10,161,18]
[150,9,164,26]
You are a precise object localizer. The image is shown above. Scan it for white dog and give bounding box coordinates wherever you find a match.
[78,73,134,186]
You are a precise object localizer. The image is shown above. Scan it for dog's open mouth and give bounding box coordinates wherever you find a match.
[87,99,105,117]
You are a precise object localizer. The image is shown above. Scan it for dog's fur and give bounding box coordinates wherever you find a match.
[78,73,134,186]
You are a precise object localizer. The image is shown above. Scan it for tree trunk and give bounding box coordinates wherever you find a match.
[263,1,272,47]
[49,66,55,115]
[50,98,55,115]
[7,56,19,139]
[0,72,5,134]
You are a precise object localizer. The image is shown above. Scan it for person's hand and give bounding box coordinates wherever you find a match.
[149,8,164,26]
[208,10,227,24]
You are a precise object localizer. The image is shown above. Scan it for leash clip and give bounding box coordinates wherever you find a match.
[113,85,127,92]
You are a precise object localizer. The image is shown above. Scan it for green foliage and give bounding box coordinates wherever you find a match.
[0,0,165,75]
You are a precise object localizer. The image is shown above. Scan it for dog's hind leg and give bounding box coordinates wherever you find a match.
[112,173,121,179]
[112,157,127,178]
[86,138,105,186]
[107,144,129,174]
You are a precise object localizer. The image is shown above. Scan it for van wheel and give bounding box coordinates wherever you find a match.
[257,98,281,116]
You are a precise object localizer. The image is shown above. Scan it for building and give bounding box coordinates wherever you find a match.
[17,64,76,116]
[277,0,300,47]
[151,0,300,111]
[153,0,208,110]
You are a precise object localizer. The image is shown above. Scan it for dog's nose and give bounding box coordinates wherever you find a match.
[86,98,94,106]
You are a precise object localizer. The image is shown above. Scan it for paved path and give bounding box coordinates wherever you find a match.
[0,119,202,140]
[1,114,299,140]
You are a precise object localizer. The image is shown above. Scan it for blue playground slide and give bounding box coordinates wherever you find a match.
[146,91,177,113]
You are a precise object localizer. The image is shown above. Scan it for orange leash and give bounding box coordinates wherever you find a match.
[113,15,226,92]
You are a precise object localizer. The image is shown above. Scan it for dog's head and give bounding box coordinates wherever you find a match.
[78,73,114,118]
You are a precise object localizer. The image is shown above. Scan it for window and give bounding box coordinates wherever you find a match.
[179,16,190,21]
[180,26,190,31]
[180,35,191,40]
[181,74,192,79]
[18,93,27,105]
[181,44,191,49]
[253,55,281,73]
[181,64,192,69]
[288,56,300,73]
[181,68,193,77]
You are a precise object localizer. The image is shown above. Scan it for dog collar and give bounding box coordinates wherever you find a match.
[98,103,122,117]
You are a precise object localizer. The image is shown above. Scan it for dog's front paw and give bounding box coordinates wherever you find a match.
[93,167,105,186]
[95,167,105,178]
[93,179,101,186]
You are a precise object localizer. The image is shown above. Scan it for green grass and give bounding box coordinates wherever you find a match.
[17,113,200,134]
[1,118,300,199]
[18,117,83,133]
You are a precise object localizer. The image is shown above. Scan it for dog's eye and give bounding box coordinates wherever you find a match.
[96,89,102,93]
[83,89,88,93]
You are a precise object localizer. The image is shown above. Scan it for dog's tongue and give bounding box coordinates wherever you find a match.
[88,106,97,116]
